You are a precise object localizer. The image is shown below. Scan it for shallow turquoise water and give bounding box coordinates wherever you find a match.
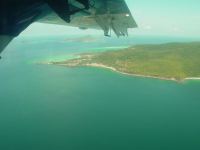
[0,36,200,150]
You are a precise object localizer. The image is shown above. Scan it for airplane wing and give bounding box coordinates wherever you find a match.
[39,0,137,37]
[0,0,137,54]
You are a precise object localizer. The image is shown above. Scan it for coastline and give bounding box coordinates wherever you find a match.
[84,63,178,82]
[185,77,200,80]
[85,63,200,82]
[50,62,178,82]
[48,62,200,82]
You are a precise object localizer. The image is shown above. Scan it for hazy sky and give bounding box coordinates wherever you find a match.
[22,0,200,37]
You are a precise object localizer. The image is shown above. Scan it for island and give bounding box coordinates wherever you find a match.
[50,42,200,81]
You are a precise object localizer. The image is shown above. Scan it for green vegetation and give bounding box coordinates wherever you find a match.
[52,42,200,81]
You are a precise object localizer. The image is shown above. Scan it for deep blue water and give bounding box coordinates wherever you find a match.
[0,35,200,150]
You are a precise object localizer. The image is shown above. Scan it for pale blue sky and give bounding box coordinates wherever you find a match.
[22,0,200,37]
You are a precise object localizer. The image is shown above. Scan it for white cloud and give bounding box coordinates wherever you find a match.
[171,27,182,32]
[144,25,152,30]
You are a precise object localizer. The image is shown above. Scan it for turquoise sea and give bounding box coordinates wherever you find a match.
[0,35,200,150]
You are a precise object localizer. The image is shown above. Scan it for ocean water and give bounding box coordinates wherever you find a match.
[0,35,200,150]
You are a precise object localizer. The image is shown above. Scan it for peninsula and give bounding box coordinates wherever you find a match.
[51,42,200,81]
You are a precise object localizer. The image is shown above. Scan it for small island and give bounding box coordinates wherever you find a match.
[50,42,200,81]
